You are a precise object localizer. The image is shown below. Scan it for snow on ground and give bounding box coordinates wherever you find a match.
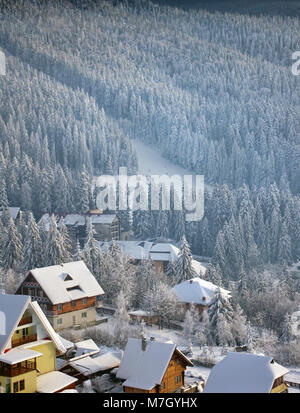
[72,317,300,392]
[131,139,214,192]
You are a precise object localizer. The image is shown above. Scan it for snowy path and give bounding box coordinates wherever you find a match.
[131,139,213,192]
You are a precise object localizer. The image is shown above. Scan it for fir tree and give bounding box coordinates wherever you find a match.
[2,217,23,271]
[23,212,42,270]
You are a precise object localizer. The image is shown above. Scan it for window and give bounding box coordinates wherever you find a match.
[82,298,87,305]
[20,380,25,391]
[57,304,63,311]
[22,328,28,337]
[39,290,43,297]
[57,318,63,325]
[82,312,87,318]
[72,301,76,307]
[13,382,19,393]
[175,376,181,383]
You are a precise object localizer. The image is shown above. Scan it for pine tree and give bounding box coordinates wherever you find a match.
[174,236,196,282]
[2,218,23,271]
[208,287,234,345]
[0,178,8,211]
[113,291,130,347]
[60,220,73,262]
[44,215,65,266]
[23,212,42,270]
[83,217,101,274]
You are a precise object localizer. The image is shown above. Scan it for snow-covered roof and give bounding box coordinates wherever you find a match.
[0,348,42,365]
[75,339,100,357]
[36,371,78,393]
[90,214,117,224]
[117,338,192,390]
[29,261,104,305]
[0,207,20,220]
[0,294,30,353]
[0,293,67,355]
[172,277,230,306]
[203,352,289,393]
[99,241,206,276]
[69,351,122,376]
[128,310,154,317]
[39,212,117,230]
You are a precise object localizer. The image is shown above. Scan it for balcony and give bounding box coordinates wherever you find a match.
[18,316,33,327]
[0,360,36,377]
[11,334,37,348]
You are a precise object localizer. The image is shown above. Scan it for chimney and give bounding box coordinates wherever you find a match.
[189,280,193,284]
[142,336,147,351]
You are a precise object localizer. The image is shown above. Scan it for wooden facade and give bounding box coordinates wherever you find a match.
[16,272,99,330]
[123,349,191,393]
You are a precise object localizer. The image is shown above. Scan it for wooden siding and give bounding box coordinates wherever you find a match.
[52,296,96,314]
[123,350,188,393]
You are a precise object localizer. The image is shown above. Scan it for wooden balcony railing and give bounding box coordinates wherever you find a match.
[11,334,37,348]
[0,360,36,377]
[18,316,33,326]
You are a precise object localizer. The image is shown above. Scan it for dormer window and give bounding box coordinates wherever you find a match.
[62,273,73,281]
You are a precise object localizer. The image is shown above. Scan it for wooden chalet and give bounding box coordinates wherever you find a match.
[116,338,193,393]
[16,261,104,331]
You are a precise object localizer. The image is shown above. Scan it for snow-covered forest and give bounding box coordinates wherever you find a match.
[0,0,299,372]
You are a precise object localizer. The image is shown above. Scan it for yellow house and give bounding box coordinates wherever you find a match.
[0,292,78,393]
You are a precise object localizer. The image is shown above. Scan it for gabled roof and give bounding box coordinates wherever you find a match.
[172,277,230,306]
[0,348,42,365]
[0,294,30,353]
[36,371,78,393]
[0,207,20,220]
[117,338,192,390]
[203,352,289,393]
[0,293,67,355]
[69,351,122,376]
[39,212,117,230]
[29,261,104,305]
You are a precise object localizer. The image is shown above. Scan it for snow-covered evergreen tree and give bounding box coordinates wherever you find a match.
[44,215,65,266]
[23,212,42,270]
[174,236,196,282]
[208,287,234,345]
[2,217,23,271]
[113,291,130,347]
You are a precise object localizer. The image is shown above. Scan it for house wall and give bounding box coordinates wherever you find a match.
[52,296,96,315]
[49,306,97,331]
[0,370,37,393]
[123,352,187,393]
[159,353,186,393]
[30,342,56,375]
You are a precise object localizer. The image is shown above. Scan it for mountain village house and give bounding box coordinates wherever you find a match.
[172,277,231,315]
[203,352,289,393]
[99,240,207,277]
[116,337,193,393]
[0,292,77,393]
[16,261,104,331]
[39,209,128,251]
